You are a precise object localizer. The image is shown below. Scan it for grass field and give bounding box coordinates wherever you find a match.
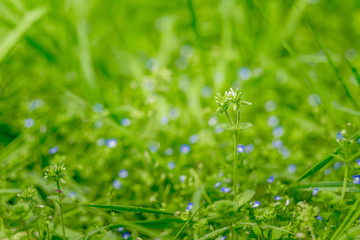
[1,0,360,239]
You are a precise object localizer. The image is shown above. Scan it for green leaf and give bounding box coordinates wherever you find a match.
[0,189,21,195]
[81,204,174,215]
[199,226,229,240]
[217,122,233,130]
[236,190,255,208]
[134,218,185,229]
[332,101,360,117]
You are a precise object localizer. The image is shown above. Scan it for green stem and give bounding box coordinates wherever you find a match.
[225,110,234,127]
[47,224,50,240]
[340,163,349,205]
[233,129,238,201]
[56,181,66,240]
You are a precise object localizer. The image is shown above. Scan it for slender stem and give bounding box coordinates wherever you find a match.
[340,163,349,205]
[47,224,50,240]
[225,110,234,127]
[21,217,30,240]
[56,181,66,240]
[233,129,238,201]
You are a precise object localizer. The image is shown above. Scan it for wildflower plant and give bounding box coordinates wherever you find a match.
[215,88,252,200]
[44,164,66,239]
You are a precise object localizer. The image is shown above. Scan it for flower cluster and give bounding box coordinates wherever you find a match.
[17,188,37,203]
[215,88,251,113]
[44,164,66,184]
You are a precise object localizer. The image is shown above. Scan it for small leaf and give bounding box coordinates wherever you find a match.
[81,204,174,215]
[217,122,233,130]
[236,190,255,208]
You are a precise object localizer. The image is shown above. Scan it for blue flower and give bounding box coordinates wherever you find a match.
[272,140,283,149]
[237,144,245,153]
[287,164,297,174]
[106,138,117,148]
[252,201,261,208]
[245,144,254,153]
[273,126,284,138]
[267,115,279,128]
[221,187,231,193]
[220,236,226,240]
[214,182,222,188]
[121,118,131,127]
[149,145,158,153]
[358,139,360,144]
[317,216,322,221]
[357,159,360,166]
[180,144,191,154]
[122,231,130,239]
[186,202,193,211]
[280,147,290,159]
[49,146,59,154]
[168,161,175,169]
[179,175,186,182]
[165,148,173,155]
[312,187,319,196]
[92,103,103,113]
[265,100,276,112]
[24,118,34,128]
[160,116,169,125]
[117,227,124,232]
[189,134,199,144]
[274,196,282,201]
[334,161,343,170]
[336,131,344,140]
[353,175,360,184]
[324,168,331,175]
[267,176,275,184]
[118,169,128,178]
[112,180,121,189]
[237,67,251,80]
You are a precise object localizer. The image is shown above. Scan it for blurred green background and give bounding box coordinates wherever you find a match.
[1,0,360,238]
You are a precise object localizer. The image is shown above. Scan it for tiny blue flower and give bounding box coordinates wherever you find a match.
[215,124,224,134]
[273,126,284,138]
[106,138,117,148]
[287,164,297,174]
[265,100,276,112]
[237,144,245,153]
[324,168,331,175]
[237,67,251,80]
[186,202,193,211]
[357,159,360,166]
[267,176,275,184]
[68,192,77,199]
[160,116,169,125]
[245,144,254,153]
[180,144,191,154]
[165,148,173,155]
[168,161,175,169]
[214,182,222,188]
[24,118,34,128]
[118,169,128,178]
[49,146,59,154]
[353,175,360,184]
[121,118,131,127]
[336,131,344,140]
[189,134,199,144]
[179,175,186,182]
[272,140,283,149]
[112,180,121,189]
[208,116,218,126]
[92,103,103,113]
[220,236,226,240]
[312,188,319,196]
[149,145,158,153]
[267,115,279,128]
[122,231,130,239]
[221,187,231,193]
[334,161,343,170]
[358,139,360,144]
[317,216,322,221]
[281,147,290,159]
[274,196,282,201]
[117,227,124,232]
[169,108,179,120]
[252,201,261,208]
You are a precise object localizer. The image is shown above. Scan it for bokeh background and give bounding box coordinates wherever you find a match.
[1,0,360,238]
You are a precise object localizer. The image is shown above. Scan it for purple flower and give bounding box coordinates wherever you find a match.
[272,140,283,149]
[168,161,175,169]
[186,202,193,211]
[274,196,282,201]
[214,182,222,188]
[334,161,343,170]
[24,118,34,128]
[179,175,186,182]
[273,126,284,138]
[221,187,231,193]
[324,168,331,175]
[237,144,245,153]
[220,236,226,240]
[189,134,199,144]
[312,187,319,196]
[55,189,63,193]
[245,144,255,153]
[49,146,59,154]
[287,164,297,174]
[122,231,130,239]
[353,175,360,184]
[106,138,117,148]
[121,118,131,127]
[358,139,360,144]
[117,227,124,232]
[180,144,191,154]
[165,148,173,155]
[112,180,121,189]
[149,145,158,153]
[252,201,261,208]
[317,216,322,221]
[267,176,275,184]
[118,169,128,178]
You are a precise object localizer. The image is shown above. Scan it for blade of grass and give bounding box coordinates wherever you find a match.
[291,181,360,193]
[81,204,174,215]
[0,7,46,63]
[346,59,360,86]
[332,101,360,117]
[173,202,204,239]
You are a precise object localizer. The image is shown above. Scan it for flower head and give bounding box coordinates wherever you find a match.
[312,187,319,196]
[186,202,194,211]
[215,88,251,113]
[252,201,261,208]
[18,188,37,203]
[44,164,66,184]
[220,187,231,193]
[353,175,360,184]
[237,144,245,153]
[274,196,282,201]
